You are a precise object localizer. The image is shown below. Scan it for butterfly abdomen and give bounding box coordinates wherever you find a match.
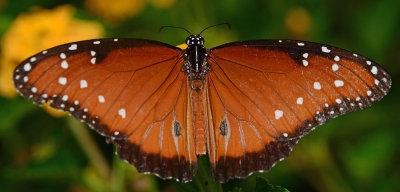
[190,80,207,155]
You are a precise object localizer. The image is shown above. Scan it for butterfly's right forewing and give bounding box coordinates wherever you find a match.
[13,38,197,182]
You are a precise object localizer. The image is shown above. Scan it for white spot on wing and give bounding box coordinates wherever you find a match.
[58,77,67,85]
[80,80,88,88]
[302,60,309,66]
[303,53,309,58]
[332,63,339,71]
[314,82,321,90]
[275,110,283,120]
[371,66,378,75]
[31,87,37,93]
[98,95,105,103]
[321,46,331,53]
[91,57,96,64]
[297,97,303,104]
[334,80,344,87]
[93,40,100,44]
[61,60,68,69]
[118,108,126,119]
[90,51,96,56]
[334,56,340,61]
[24,63,31,71]
[297,42,305,46]
[30,57,37,62]
[68,44,77,50]
[60,53,66,59]
[62,95,68,101]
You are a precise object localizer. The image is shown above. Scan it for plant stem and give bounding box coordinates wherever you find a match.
[67,117,111,180]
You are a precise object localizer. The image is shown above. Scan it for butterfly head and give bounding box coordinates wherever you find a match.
[183,34,208,81]
[186,35,204,46]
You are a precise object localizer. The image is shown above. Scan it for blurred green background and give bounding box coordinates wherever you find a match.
[0,0,399,191]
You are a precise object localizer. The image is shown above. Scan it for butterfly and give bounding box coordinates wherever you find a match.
[12,23,391,183]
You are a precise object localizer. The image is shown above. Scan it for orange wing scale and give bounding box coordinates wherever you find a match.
[206,40,391,182]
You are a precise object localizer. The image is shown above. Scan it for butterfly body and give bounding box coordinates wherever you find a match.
[13,34,391,183]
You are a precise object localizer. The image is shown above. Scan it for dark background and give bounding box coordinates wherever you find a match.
[0,0,399,191]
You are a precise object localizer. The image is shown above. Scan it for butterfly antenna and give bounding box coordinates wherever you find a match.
[159,26,192,35]
[199,22,231,35]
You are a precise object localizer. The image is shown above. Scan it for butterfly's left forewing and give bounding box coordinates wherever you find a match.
[13,38,197,182]
[206,39,391,182]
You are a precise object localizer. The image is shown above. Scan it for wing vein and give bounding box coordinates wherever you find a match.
[125,69,185,138]
[262,72,303,126]
[209,59,278,136]
[208,75,276,139]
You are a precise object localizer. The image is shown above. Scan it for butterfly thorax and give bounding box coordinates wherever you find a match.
[184,34,209,82]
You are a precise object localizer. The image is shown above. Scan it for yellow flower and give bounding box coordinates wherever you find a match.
[0,5,104,116]
[85,0,146,23]
[285,7,311,37]
[85,0,177,23]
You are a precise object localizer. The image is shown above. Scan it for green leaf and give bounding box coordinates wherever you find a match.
[174,156,223,192]
[255,176,289,192]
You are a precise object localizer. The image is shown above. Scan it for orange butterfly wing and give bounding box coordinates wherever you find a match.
[13,39,197,182]
[206,40,391,182]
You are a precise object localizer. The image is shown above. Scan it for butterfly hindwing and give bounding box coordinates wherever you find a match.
[206,39,391,182]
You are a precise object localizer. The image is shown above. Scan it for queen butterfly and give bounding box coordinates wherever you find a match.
[12,24,391,183]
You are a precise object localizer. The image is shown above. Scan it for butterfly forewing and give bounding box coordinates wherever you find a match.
[206,39,391,182]
[13,38,197,182]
